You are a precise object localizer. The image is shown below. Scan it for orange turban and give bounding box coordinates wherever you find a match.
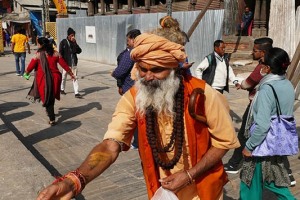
[130,33,186,69]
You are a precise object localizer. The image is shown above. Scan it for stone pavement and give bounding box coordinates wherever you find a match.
[0,47,299,200]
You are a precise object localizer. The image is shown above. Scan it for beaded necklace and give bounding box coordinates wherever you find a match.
[145,76,184,170]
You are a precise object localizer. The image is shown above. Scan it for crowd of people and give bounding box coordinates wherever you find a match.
[8,14,297,200]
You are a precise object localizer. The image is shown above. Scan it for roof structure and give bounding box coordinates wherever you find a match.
[14,0,88,12]
[0,12,30,22]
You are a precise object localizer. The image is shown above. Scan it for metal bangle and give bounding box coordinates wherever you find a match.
[185,170,193,184]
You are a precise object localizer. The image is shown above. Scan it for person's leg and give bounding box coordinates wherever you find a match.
[14,53,21,75]
[45,98,56,125]
[236,24,242,36]
[241,27,246,36]
[46,105,55,121]
[20,52,26,75]
[283,157,296,186]
[239,162,263,200]
[61,69,67,93]
[225,104,250,173]
[72,67,80,97]
[216,89,224,94]
[264,182,296,200]
[131,128,139,149]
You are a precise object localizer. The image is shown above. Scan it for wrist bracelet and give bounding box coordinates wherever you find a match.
[185,170,193,185]
[52,169,87,196]
[65,173,81,196]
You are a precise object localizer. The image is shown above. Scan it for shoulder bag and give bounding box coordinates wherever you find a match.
[250,84,299,156]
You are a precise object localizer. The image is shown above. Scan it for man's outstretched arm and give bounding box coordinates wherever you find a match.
[36,139,121,200]
[78,139,121,183]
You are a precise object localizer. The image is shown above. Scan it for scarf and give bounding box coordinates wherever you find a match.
[40,51,53,107]
[244,73,285,138]
[27,71,40,103]
[27,51,53,106]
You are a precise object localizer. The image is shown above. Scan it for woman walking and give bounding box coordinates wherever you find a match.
[24,37,75,125]
[240,47,297,199]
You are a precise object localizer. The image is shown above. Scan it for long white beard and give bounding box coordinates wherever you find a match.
[135,70,180,118]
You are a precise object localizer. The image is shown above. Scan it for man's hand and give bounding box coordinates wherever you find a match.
[182,62,194,70]
[68,70,76,80]
[71,75,77,81]
[159,171,190,193]
[235,83,241,90]
[23,73,31,80]
[36,179,74,200]
[118,88,123,96]
[242,148,252,157]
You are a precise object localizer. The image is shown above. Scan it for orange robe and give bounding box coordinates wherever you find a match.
[132,75,226,199]
[104,75,240,200]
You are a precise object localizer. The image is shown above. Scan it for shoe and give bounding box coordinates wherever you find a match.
[289,174,296,187]
[130,145,138,150]
[60,90,66,95]
[223,163,239,174]
[16,73,21,76]
[49,120,56,126]
[75,93,82,98]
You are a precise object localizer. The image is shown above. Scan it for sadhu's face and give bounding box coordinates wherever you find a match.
[137,63,173,82]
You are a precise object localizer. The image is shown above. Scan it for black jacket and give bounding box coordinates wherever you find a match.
[59,38,82,67]
[202,53,230,92]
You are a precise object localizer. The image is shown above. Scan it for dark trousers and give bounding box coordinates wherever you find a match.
[228,104,250,167]
[131,128,139,148]
[45,98,55,121]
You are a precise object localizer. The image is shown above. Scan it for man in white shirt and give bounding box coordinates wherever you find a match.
[195,40,239,93]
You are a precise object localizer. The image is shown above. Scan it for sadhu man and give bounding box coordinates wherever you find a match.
[36,33,240,200]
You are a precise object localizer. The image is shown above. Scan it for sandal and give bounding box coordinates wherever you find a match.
[49,120,56,126]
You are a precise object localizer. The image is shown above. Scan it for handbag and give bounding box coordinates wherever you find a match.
[250,84,299,156]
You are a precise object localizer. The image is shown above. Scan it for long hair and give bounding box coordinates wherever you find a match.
[37,37,54,56]
[159,16,180,31]
[153,16,185,45]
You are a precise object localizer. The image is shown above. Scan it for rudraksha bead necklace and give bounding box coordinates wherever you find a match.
[145,75,184,170]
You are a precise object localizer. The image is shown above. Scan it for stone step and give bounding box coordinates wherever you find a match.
[229,51,252,59]
[223,35,254,60]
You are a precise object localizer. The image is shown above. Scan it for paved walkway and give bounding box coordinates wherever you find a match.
[0,47,299,200]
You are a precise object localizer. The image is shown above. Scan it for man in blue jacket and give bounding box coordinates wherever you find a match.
[112,29,141,149]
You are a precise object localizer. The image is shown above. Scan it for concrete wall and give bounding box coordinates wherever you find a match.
[56,10,224,74]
